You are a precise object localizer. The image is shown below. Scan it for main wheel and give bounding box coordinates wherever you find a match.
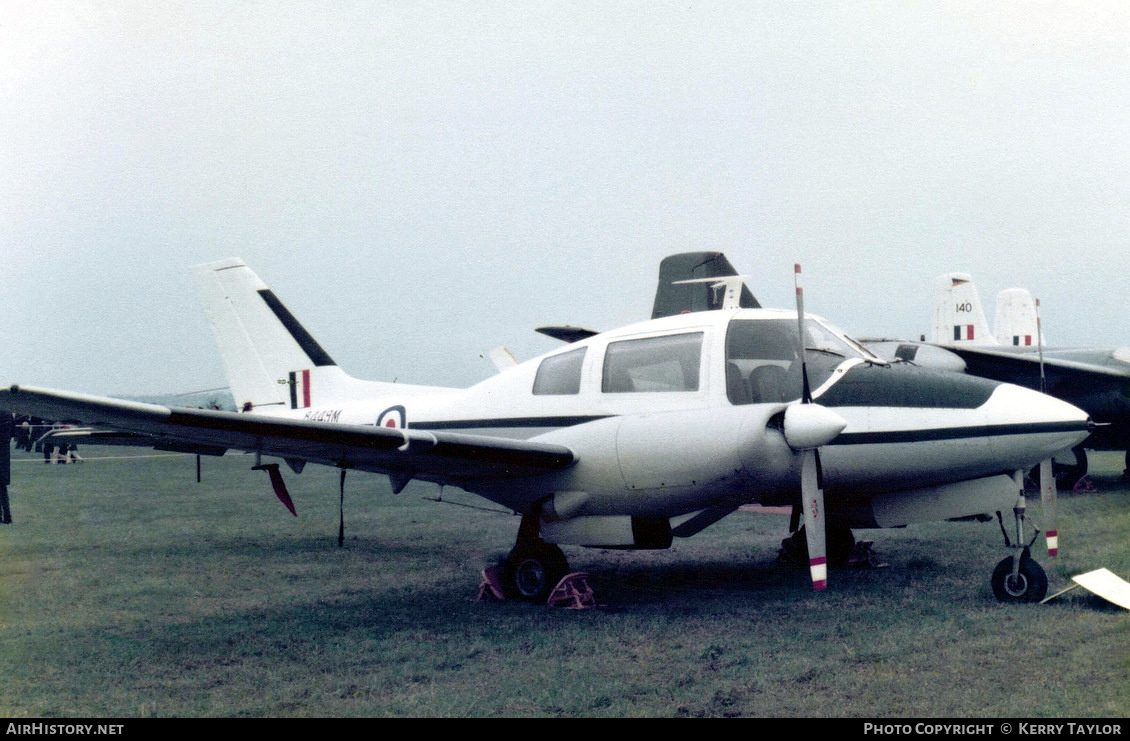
[502,541,569,603]
[991,552,1048,603]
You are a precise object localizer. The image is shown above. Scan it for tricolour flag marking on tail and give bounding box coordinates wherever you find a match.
[288,370,311,409]
[953,324,975,341]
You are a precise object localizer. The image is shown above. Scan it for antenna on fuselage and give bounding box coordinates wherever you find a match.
[1036,298,1047,394]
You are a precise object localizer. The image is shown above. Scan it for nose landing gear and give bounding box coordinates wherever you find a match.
[991,471,1049,603]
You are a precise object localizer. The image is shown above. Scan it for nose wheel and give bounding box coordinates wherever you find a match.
[991,549,1048,603]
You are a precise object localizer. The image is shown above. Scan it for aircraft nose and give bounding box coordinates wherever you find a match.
[980,383,1092,469]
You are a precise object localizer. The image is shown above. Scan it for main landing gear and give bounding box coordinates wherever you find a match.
[499,511,570,603]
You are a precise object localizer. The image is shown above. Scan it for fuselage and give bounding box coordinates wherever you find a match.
[244,309,1091,531]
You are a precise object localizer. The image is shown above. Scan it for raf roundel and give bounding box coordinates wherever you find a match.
[377,405,406,429]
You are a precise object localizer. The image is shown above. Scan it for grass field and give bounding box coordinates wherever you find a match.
[0,446,1127,717]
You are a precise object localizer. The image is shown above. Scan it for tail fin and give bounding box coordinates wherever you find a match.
[994,288,1046,348]
[931,273,998,346]
[191,258,395,413]
[651,252,759,319]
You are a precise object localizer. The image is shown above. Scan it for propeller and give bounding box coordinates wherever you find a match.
[783,264,846,590]
[1039,458,1057,557]
[1034,300,1057,557]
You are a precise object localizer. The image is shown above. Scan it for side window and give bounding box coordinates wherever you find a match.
[724,319,803,404]
[533,347,587,395]
[602,333,703,393]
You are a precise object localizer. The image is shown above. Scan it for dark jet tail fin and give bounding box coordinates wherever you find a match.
[651,252,759,319]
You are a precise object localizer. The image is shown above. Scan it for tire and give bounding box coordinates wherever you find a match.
[502,542,569,603]
[991,553,1048,603]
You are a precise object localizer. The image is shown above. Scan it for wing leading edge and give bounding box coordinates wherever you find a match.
[0,385,576,485]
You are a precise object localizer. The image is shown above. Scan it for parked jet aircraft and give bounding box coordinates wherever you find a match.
[0,259,1091,603]
[918,273,1130,482]
[930,273,1047,349]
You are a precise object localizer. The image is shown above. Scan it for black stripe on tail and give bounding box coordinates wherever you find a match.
[257,289,336,367]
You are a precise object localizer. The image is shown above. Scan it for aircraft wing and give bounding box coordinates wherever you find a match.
[945,345,1130,383]
[0,385,576,484]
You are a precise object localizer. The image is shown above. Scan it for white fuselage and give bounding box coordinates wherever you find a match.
[242,309,1091,538]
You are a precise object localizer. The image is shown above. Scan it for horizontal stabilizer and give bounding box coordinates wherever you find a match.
[535,326,599,344]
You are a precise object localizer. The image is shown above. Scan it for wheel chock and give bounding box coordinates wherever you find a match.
[546,572,598,609]
[476,565,506,601]
[848,541,888,569]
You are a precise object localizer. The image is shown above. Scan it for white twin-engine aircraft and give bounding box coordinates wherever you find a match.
[1,259,1092,604]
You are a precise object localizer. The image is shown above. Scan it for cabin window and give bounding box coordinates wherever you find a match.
[533,347,587,395]
[725,320,798,405]
[602,333,703,393]
[725,318,862,405]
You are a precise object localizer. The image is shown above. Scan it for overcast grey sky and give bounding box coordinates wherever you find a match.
[4,2,1130,395]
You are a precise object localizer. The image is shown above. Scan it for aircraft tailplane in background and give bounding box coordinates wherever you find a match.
[993,287,1045,348]
[931,273,996,346]
[931,273,1045,348]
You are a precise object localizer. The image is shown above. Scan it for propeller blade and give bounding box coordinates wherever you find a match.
[794,264,812,403]
[1039,458,1058,557]
[800,448,827,590]
[792,263,832,590]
